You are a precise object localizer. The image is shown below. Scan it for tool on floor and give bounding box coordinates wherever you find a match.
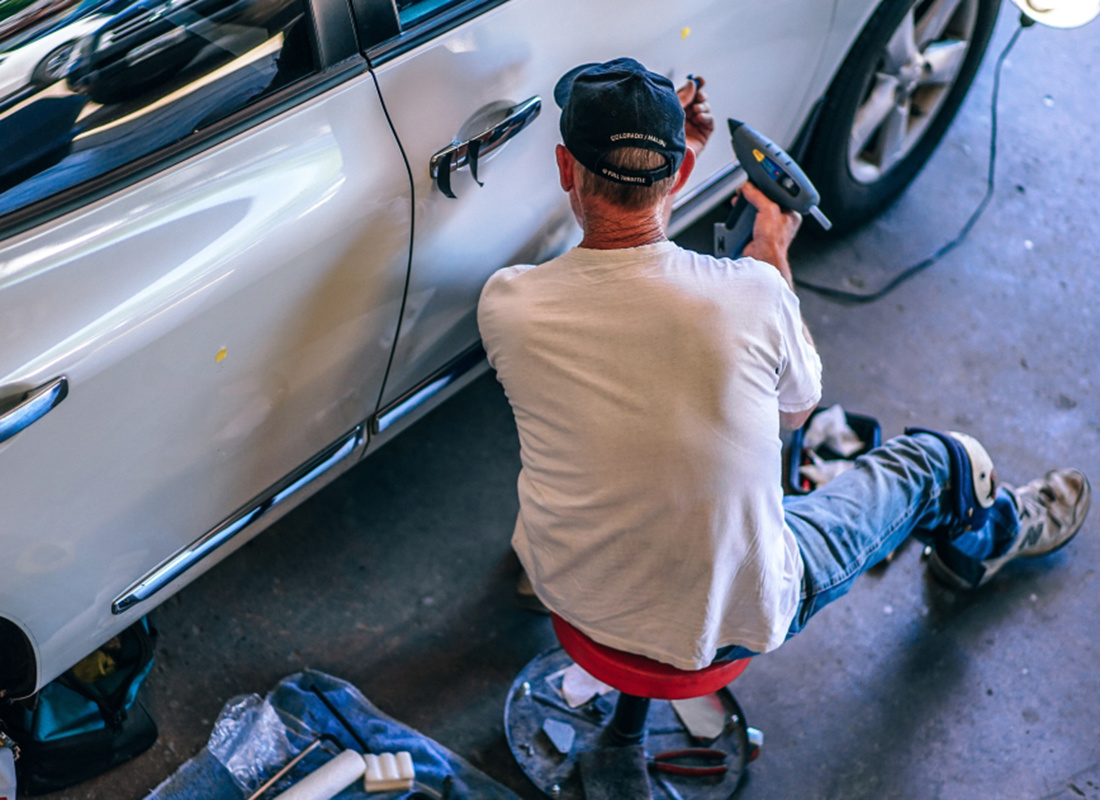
[250,744,416,799]
[647,748,727,777]
[308,685,464,798]
[714,119,831,259]
[249,685,419,800]
[270,749,363,800]
[246,737,337,800]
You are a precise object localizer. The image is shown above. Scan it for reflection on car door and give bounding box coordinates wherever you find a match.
[368,0,836,418]
[0,72,412,688]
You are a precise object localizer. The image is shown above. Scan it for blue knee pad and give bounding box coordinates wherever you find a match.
[905,427,997,540]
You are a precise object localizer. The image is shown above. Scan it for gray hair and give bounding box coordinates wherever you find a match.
[574,147,675,210]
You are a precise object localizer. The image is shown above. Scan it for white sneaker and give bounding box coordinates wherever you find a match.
[931,468,1091,589]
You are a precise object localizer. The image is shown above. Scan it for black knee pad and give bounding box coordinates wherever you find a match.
[905,427,997,538]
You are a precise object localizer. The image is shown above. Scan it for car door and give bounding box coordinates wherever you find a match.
[359,0,838,431]
[0,0,412,693]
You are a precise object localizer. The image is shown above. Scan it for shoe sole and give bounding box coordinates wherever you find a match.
[927,549,980,590]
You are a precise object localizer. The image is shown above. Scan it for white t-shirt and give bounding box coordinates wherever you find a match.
[478,240,822,670]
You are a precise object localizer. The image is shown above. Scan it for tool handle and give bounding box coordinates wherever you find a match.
[713,194,757,259]
[650,763,728,777]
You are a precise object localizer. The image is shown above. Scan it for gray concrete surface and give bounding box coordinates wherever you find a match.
[47,9,1100,800]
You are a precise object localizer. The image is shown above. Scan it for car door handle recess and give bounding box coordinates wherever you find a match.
[0,376,68,444]
[430,96,541,198]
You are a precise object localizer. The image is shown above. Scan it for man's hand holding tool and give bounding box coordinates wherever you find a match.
[678,75,714,156]
[739,181,803,289]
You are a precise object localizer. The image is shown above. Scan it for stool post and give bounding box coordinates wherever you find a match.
[609,693,650,745]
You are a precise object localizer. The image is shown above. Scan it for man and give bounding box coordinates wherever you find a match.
[477,58,1091,671]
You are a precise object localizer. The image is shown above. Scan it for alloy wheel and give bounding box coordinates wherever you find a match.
[848,0,980,184]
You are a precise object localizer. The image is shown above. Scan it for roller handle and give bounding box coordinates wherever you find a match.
[713,194,757,259]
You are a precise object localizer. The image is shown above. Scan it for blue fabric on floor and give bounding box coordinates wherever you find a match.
[145,670,519,800]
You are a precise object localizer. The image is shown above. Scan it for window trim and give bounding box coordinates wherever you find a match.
[349,0,400,51]
[360,0,508,65]
[0,0,364,242]
[312,0,361,65]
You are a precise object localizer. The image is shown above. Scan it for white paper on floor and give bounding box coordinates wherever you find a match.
[561,663,614,708]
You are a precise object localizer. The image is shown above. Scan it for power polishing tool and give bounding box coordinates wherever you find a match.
[714,119,832,259]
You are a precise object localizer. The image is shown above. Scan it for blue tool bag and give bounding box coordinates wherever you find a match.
[0,618,157,796]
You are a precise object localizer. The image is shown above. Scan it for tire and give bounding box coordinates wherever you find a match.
[804,0,1002,234]
[30,40,78,87]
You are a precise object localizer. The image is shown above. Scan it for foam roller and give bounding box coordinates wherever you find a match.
[271,749,366,800]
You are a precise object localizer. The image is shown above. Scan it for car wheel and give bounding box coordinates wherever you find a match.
[805,0,1001,234]
[30,40,78,87]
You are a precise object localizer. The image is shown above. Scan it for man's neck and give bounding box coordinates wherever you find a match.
[578,211,667,250]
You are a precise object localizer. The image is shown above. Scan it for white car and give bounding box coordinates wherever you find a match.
[0,14,104,101]
[0,0,1000,698]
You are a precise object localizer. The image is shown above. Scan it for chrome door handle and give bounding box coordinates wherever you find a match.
[0,376,68,444]
[430,96,541,198]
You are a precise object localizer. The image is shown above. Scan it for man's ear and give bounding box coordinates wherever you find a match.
[669,147,696,196]
[556,144,576,193]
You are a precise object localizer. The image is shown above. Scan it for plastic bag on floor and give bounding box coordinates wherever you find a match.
[145,670,519,800]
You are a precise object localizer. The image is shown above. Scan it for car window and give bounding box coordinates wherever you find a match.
[0,0,318,224]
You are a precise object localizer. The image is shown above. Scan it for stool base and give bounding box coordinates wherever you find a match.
[505,647,749,800]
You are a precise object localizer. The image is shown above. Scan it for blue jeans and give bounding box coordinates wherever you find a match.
[714,433,1021,661]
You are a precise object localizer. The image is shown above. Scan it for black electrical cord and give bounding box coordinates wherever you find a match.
[793,20,1029,304]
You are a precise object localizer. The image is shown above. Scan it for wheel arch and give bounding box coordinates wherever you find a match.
[0,614,40,700]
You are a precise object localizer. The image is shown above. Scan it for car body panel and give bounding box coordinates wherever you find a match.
[0,0,929,697]
[0,71,410,690]
[816,0,883,105]
[373,0,837,407]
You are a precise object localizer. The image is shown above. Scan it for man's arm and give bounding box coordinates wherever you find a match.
[738,180,816,348]
[780,408,814,432]
[737,181,819,430]
[738,181,801,290]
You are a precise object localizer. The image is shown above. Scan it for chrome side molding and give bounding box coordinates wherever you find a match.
[112,426,364,614]
[372,345,486,434]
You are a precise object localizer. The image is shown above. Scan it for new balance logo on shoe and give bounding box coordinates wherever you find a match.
[1019,523,1043,551]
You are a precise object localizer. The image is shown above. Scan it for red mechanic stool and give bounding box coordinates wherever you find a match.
[504,614,759,800]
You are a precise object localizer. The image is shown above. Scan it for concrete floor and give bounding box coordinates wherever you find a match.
[48,9,1100,800]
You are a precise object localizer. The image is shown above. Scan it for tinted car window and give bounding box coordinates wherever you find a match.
[0,0,317,221]
[394,0,458,27]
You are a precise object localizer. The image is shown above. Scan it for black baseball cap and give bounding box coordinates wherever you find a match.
[554,58,686,187]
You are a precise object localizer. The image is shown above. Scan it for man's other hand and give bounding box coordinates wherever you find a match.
[739,181,802,289]
[678,76,714,157]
